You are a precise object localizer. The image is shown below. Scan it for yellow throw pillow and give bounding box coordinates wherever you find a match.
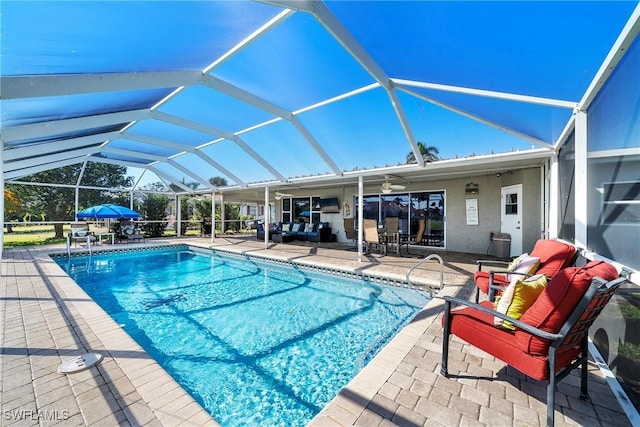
[494,274,548,330]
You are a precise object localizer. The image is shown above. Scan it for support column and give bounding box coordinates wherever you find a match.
[574,110,588,249]
[357,176,364,262]
[264,187,270,249]
[547,155,559,239]
[220,194,226,234]
[211,191,216,243]
[74,162,86,222]
[74,188,79,221]
[176,195,182,237]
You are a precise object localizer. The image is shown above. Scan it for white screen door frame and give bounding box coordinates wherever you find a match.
[501,184,523,256]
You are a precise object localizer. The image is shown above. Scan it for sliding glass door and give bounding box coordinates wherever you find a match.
[354,191,445,247]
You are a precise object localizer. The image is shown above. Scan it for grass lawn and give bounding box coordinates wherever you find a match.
[2,223,206,248]
[3,224,66,247]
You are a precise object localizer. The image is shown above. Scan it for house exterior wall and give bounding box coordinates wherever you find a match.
[317,166,544,257]
[438,168,542,256]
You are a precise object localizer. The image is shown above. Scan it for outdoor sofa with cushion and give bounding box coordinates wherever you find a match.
[441,260,626,427]
[255,222,275,240]
[257,221,332,243]
[287,221,331,242]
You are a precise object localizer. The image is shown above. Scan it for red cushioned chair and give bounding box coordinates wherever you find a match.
[474,239,579,303]
[441,260,626,427]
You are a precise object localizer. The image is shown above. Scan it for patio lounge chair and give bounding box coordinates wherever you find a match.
[441,260,625,427]
[67,222,96,253]
[119,220,145,243]
[474,239,578,302]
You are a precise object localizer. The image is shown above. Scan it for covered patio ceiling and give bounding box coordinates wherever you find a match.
[2,1,638,196]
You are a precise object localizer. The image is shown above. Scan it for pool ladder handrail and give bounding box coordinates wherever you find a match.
[405,254,444,292]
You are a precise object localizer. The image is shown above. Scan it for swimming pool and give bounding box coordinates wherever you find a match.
[56,246,430,426]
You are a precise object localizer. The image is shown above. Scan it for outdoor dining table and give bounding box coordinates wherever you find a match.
[378,228,400,255]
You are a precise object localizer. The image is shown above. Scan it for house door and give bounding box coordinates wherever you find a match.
[501,184,523,256]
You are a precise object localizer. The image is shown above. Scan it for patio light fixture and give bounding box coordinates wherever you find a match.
[465,182,479,195]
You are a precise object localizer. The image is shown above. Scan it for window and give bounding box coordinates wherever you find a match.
[558,133,575,243]
[602,181,640,225]
[282,198,291,223]
[504,193,518,215]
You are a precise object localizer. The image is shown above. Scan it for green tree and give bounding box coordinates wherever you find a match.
[139,193,170,237]
[9,163,133,238]
[194,198,212,219]
[4,189,21,216]
[406,142,440,163]
[209,176,228,187]
[4,189,22,233]
[223,202,241,232]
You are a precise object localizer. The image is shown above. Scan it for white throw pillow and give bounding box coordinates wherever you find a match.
[506,253,540,283]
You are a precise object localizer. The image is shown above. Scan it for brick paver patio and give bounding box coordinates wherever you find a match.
[0,236,631,426]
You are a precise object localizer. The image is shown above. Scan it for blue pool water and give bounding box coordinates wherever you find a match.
[56,246,430,426]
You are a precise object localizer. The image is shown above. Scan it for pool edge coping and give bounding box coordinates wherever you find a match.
[31,244,220,427]
[307,286,456,426]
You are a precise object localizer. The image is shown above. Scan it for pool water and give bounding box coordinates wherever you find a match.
[56,247,430,426]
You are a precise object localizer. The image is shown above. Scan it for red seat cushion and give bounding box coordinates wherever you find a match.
[443,302,579,380]
[474,271,509,294]
[474,240,576,297]
[529,240,577,277]
[516,260,619,355]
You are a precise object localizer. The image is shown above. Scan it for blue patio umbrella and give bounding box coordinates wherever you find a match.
[76,203,139,219]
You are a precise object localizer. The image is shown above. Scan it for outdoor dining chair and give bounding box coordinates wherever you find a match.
[383,216,400,254]
[343,218,357,250]
[363,219,383,254]
[399,216,426,256]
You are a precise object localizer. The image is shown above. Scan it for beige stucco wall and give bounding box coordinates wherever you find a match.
[274,166,544,257]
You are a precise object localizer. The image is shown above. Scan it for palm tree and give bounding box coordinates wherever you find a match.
[407,142,440,163]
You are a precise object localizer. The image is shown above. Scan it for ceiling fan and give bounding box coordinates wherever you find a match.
[381,175,406,194]
[274,191,293,200]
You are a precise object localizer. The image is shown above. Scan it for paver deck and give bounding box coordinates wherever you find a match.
[0,236,631,426]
